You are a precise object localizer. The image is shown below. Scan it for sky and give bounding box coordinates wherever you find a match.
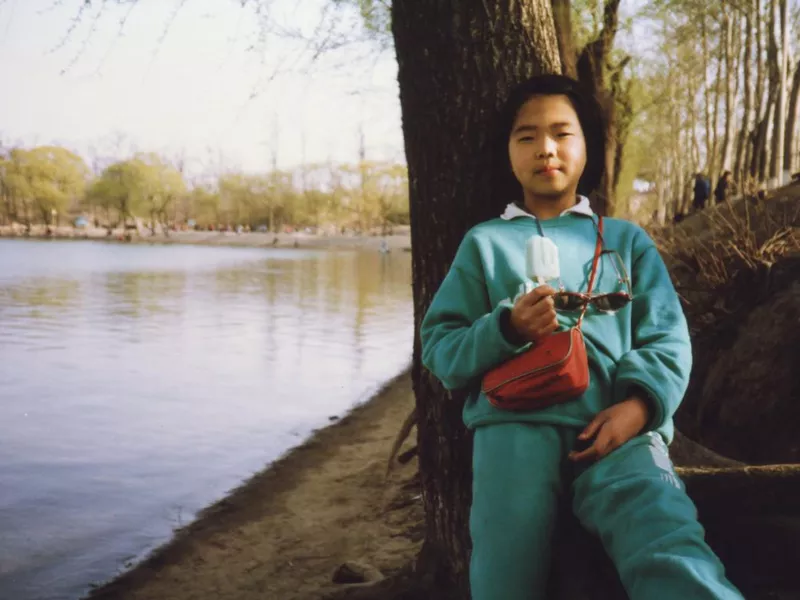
[0,0,404,177]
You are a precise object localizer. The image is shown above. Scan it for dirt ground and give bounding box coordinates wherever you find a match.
[87,370,422,600]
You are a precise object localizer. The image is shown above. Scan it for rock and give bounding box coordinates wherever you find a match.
[332,561,384,585]
[699,282,800,463]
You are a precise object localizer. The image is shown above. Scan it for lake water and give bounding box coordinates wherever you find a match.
[0,239,413,600]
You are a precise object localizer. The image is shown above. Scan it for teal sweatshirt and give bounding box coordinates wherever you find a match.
[419,202,692,443]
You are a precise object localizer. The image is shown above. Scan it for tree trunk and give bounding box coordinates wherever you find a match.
[750,0,778,183]
[687,59,702,171]
[734,4,754,185]
[551,0,576,78]
[391,1,561,596]
[753,90,777,180]
[709,24,723,188]
[785,60,800,172]
[719,10,735,172]
[610,61,632,199]
[667,56,683,217]
[767,0,781,179]
[655,165,668,225]
[773,0,789,180]
[748,0,766,183]
[701,12,714,176]
[576,0,621,215]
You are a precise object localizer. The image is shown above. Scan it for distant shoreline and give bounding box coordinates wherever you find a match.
[0,225,412,252]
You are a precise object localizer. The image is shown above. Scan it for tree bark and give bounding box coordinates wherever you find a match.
[748,0,767,183]
[719,9,735,172]
[767,0,781,179]
[773,0,789,179]
[734,4,754,184]
[687,57,702,173]
[610,59,632,201]
[785,60,800,172]
[701,12,714,176]
[751,87,776,180]
[576,0,622,215]
[750,0,778,182]
[551,0,577,78]
[709,21,723,188]
[391,1,560,596]
[667,54,683,218]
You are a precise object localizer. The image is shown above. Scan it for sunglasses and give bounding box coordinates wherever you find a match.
[554,249,634,314]
[553,290,632,313]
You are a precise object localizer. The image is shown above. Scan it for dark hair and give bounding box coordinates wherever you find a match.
[496,74,606,197]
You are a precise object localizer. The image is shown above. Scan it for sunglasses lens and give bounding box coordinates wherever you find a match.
[554,293,585,311]
[594,293,631,312]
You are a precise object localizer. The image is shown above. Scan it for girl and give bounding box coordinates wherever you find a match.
[420,75,743,600]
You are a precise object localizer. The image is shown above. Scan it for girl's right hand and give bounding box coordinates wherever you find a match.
[509,285,559,344]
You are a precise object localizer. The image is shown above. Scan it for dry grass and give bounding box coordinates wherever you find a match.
[647,187,800,443]
[652,193,799,334]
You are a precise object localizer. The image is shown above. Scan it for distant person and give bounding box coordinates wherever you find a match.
[692,172,710,212]
[714,171,733,204]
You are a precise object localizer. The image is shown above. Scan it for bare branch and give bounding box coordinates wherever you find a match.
[48,0,91,55]
[93,0,138,76]
[36,0,67,17]
[143,0,190,81]
[2,0,19,41]
[61,1,107,75]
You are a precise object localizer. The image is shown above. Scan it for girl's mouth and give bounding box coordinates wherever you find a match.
[536,167,560,175]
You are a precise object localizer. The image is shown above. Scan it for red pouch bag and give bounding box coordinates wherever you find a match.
[481,216,603,411]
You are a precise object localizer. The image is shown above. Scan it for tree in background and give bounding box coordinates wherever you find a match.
[85,157,152,234]
[636,0,800,223]
[0,138,409,235]
[133,153,187,236]
[0,146,89,231]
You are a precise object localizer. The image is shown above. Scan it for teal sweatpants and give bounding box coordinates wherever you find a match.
[469,423,743,600]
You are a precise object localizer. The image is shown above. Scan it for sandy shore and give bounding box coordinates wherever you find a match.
[0,225,412,252]
[86,369,421,600]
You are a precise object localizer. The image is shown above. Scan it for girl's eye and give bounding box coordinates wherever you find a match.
[519,136,534,143]
[557,132,573,138]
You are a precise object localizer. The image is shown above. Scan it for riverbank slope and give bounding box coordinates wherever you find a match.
[87,370,421,600]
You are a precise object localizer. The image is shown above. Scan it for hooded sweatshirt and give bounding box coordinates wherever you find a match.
[419,197,692,443]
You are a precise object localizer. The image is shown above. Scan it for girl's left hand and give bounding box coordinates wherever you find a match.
[568,397,650,463]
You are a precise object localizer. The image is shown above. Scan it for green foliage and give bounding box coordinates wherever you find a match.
[0,146,89,225]
[135,153,187,227]
[571,0,603,50]
[1,143,409,233]
[333,0,391,42]
[208,160,409,232]
[86,159,145,226]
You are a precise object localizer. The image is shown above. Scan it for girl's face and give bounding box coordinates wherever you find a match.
[508,94,587,201]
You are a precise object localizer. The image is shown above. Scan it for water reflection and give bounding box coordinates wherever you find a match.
[102,271,188,320]
[0,239,413,600]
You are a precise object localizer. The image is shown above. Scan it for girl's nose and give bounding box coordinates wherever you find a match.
[535,135,557,158]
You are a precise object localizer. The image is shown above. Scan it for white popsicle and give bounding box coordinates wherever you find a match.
[526,236,560,284]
